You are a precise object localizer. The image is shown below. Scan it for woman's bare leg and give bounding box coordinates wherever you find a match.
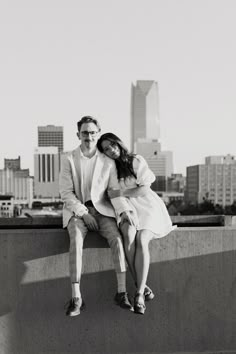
[135,229,154,296]
[120,221,137,283]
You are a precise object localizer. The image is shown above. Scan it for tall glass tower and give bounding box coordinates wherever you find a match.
[131,80,174,185]
[131,80,160,151]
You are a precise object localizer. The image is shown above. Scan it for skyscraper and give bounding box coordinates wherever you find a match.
[35,125,63,199]
[131,80,160,151]
[38,125,64,153]
[131,80,174,188]
[34,147,59,199]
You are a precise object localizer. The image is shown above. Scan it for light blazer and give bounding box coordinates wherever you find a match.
[59,147,131,228]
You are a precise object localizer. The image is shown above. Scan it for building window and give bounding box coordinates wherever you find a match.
[42,154,45,182]
[38,156,41,182]
[52,155,55,181]
[47,154,51,182]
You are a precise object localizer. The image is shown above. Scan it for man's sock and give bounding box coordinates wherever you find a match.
[116,272,127,293]
[71,282,81,298]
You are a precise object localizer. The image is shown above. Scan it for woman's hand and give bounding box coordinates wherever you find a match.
[120,211,137,227]
[107,189,122,199]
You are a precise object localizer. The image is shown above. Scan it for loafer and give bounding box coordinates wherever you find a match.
[65,297,85,317]
[114,292,133,310]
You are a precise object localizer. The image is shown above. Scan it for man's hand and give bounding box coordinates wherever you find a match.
[120,211,136,227]
[107,189,121,199]
[82,213,99,231]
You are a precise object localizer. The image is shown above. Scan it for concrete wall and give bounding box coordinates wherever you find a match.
[1,226,236,354]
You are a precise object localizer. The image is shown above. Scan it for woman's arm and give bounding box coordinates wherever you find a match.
[123,185,150,198]
[134,155,156,186]
[108,185,150,199]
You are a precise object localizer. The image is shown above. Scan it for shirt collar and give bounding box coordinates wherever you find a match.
[79,147,98,159]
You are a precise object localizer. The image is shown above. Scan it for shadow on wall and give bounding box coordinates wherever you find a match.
[0,228,109,315]
[1,229,236,353]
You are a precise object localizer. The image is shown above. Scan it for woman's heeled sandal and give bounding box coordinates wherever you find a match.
[144,286,155,301]
[134,293,146,315]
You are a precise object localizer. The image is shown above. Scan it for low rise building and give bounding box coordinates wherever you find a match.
[0,194,14,217]
[186,154,236,206]
[0,169,33,207]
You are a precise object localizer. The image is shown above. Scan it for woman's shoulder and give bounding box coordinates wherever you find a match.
[99,151,116,167]
[132,154,147,166]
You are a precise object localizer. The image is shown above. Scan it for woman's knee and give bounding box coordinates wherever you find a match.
[120,223,136,242]
[123,236,135,251]
[136,230,152,248]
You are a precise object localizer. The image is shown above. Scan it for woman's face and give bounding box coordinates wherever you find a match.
[101,139,120,159]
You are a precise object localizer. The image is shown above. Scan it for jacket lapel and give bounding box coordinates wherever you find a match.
[72,147,85,202]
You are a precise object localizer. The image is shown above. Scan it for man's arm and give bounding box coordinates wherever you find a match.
[59,155,88,217]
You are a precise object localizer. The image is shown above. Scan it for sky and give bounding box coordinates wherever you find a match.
[0,0,236,175]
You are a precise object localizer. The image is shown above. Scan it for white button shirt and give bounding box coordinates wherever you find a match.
[80,148,98,203]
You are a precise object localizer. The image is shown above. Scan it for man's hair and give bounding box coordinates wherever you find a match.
[77,116,101,132]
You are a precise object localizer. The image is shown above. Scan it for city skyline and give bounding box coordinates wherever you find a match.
[1,0,236,175]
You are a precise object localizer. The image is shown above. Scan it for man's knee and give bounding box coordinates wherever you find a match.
[67,217,87,241]
[107,232,123,250]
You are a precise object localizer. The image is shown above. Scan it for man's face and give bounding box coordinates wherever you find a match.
[77,122,100,149]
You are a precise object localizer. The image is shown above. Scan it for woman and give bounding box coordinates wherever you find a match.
[97,133,176,315]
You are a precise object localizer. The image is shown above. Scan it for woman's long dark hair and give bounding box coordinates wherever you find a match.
[97,133,137,180]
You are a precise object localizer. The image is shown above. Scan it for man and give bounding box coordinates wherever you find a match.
[59,116,133,316]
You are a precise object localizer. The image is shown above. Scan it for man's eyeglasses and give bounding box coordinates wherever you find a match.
[80,131,98,137]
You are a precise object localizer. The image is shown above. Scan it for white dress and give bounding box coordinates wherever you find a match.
[116,155,177,239]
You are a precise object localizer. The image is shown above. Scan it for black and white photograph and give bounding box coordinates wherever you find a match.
[0,1,236,353]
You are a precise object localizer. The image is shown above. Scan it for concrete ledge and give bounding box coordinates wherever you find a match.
[1,227,236,353]
[0,214,235,229]
[171,214,235,226]
[0,216,63,229]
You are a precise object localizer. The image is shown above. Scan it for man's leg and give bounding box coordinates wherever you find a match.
[66,216,87,316]
[96,212,133,310]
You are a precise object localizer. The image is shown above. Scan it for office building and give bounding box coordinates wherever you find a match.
[145,151,173,177]
[205,155,236,165]
[34,147,60,199]
[134,139,161,157]
[4,156,30,177]
[186,154,236,206]
[38,125,64,153]
[4,156,21,171]
[131,80,160,150]
[167,173,186,193]
[0,156,33,207]
[0,194,14,217]
[0,169,33,207]
[131,80,174,183]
